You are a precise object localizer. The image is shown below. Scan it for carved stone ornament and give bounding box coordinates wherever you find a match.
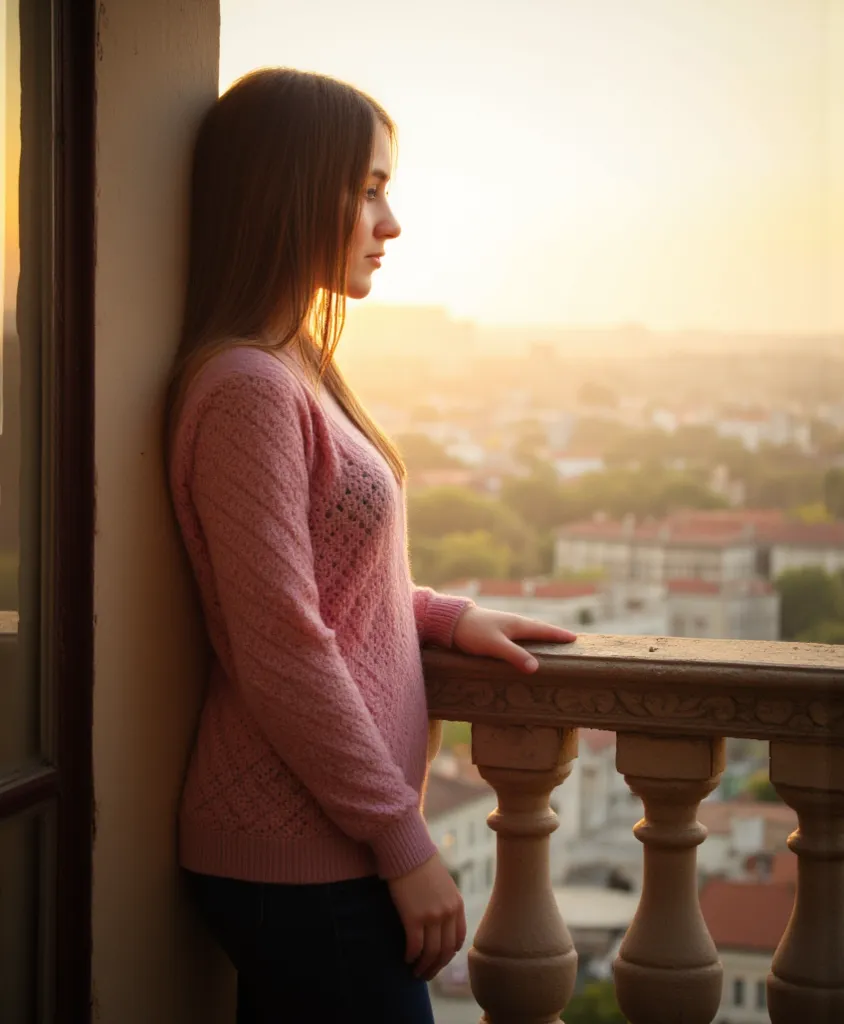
[424,635,844,743]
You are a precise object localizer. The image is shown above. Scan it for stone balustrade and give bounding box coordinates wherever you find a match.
[423,633,844,1024]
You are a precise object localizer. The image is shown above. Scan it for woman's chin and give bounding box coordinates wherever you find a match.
[345,275,374,301]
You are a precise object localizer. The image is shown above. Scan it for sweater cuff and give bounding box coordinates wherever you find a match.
[424,595,473,649]
[371,808,439,880]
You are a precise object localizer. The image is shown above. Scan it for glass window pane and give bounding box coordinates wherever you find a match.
[0,0,40,774]
[0,812,41,1022]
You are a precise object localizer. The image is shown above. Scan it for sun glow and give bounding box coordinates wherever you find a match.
[221,0,844,333]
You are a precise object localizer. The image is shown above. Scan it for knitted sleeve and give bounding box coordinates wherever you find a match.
[189,371,437,879]
[412,586,473,648]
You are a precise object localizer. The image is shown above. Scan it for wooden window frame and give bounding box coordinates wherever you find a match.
[0,2,95,1021]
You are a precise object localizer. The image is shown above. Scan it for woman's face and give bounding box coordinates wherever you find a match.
[346,123,401,300]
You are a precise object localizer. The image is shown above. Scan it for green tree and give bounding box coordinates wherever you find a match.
[430,530,511,586]
[823,467,844,520]
[511,419,549,467]
[567,416,628,452]
[408,535,443,586]
[395,433,463,473]
[796,619,844,645]
[408,486,539,576]
[792,502,833,524]
[654,476,728,515]
[562,980,626,1023]
[500,468,569,533]
[776,566,844,641]
[743,768,780,802]
[750,469,824,510]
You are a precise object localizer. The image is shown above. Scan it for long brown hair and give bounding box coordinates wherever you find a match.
[166,67,405,481]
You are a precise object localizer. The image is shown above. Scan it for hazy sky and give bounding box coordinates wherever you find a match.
[222,0,843,333]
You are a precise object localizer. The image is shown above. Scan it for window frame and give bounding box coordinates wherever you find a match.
[0,1,95,1020]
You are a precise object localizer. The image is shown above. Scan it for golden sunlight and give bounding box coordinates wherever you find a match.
[221,0,844,334]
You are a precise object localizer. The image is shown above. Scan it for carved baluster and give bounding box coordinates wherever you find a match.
[768,741,844,1023]
[469,724,578,1024]
[613,734,725,1024]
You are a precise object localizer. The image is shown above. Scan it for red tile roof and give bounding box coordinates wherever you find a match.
[697,800,797,837]
[423,773,491,820]
[533,582,599,599]
[759,521,844,547]
[580,728,616,753]
[555,508,844,550]
[475,580,525,597]
[700,879,794,952]
[666,578,776,596]
[667,579,722,595]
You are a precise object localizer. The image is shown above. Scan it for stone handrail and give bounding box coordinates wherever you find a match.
[423,634,844,1024]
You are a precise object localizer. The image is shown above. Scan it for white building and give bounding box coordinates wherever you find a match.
[715,410,811,453]
[699,877,796,1024]
[549,509,844,640]
[666,579,779,641]
[695,801,798,881]
[551,450,607,481]
[442,578,670,636]
[765,522,844,578]
[443,578,604,629]
[423,767,498,900]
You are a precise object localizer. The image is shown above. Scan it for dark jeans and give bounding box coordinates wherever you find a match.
[186,870,436,1024]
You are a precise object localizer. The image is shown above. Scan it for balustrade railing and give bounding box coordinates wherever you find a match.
[423,634,844,1024]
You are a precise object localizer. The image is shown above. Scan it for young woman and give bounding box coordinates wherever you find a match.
[166,67,576,1023]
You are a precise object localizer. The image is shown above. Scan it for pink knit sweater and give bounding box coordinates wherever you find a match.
[169,346,471,884]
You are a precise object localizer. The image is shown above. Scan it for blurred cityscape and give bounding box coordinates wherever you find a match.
[341,304,844,652]
[339,303,844,1024]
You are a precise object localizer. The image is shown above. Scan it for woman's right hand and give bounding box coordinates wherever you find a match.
[387,852,467,981]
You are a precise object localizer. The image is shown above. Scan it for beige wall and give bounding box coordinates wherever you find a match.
[718,948,772,1023]
[92,1,233,1021]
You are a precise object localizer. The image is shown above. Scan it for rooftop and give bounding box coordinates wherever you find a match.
[443,579,599,599]
[667,578,776,597]
[423,767,490,820]
[700,878,795,952]
[556,508,844,549]
[697,799,797,837]
[551,885,641,932]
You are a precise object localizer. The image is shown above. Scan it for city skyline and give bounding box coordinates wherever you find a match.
[222,0,844,335]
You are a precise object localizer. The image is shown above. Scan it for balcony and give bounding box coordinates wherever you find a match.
[423,634,844,1024]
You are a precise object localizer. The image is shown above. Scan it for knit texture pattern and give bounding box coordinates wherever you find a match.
[169,346,471,884]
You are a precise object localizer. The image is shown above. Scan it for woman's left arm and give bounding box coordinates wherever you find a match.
[412,585,576,669]
[414,588,577,782]
[451,605,577,673]
[411,585,473,649]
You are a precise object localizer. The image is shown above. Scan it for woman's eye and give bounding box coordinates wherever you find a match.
[364,187,379,201]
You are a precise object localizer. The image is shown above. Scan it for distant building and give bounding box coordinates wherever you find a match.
[666,578,779,641]
[443,578,604,628]
[552,510,790,639]
[715,409,812,453]
[554,510,780,587]
[552,508,844,639]
[550,449,607,481]
[699,877,795,1023]
[696,800,798,880]
[423,767,497,899]
[764,521,844,578]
